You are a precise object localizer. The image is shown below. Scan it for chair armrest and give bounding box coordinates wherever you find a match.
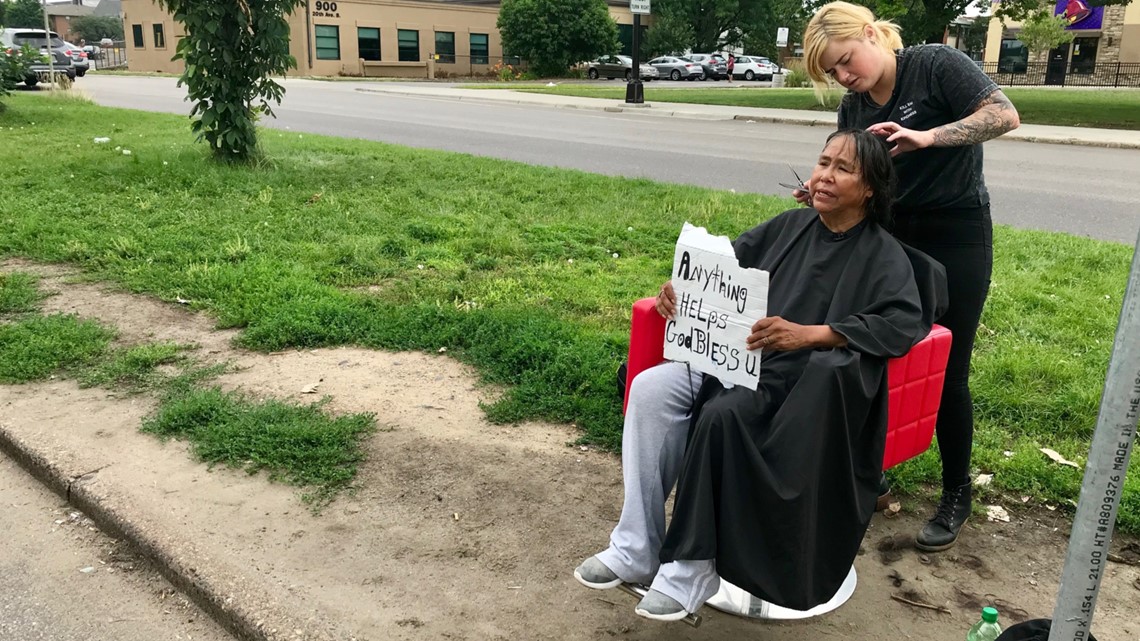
[624,297,667,414]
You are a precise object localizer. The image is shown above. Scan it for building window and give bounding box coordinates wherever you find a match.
[470,33,488,65]
[435,31,455,64]
[153,23,166,49]
[1069,36,1098,74]
[358,27,381,61]
[398,29,419,62]
[997,38,1028,73]
[131,24,144,48]
[315,25,340,60]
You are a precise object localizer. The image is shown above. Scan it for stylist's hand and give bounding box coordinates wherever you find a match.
[656,280,676,319]
[866,122,934,157]
[748,316,812,351]
[792,181,812,205]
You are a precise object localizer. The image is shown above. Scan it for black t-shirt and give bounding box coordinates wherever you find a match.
[837,45,998,212]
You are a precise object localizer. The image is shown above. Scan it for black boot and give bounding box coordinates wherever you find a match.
[915,482,972,552]
[876,473,892,512]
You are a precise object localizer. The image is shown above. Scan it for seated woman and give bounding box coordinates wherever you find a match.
[574,128,947,621]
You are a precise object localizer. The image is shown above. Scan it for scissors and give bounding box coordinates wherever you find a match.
[779,165,810,197]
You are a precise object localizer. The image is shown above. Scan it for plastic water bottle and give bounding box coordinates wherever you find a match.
[966,607,1002,641]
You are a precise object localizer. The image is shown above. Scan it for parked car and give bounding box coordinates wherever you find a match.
[0,28,76,86]
[687,53,727,80]
[82,44,102,60]
[648,56,703,81]
[732,55,779,81]
[586,55,658,81]
[63,41,89,77]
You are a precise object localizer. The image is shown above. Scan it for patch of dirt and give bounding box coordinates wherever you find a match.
[2,259,1140,641]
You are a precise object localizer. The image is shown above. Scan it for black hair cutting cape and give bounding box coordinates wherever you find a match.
[658,208,948,611]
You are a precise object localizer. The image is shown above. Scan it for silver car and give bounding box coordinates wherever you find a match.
[648,56,703,81]
[586,55,659,81]
[687,53,728,81]
[63,41,89,77]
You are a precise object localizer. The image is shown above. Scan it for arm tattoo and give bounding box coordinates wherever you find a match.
[930,90,1019,148]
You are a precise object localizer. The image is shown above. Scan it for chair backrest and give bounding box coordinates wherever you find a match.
[623,298,952,470]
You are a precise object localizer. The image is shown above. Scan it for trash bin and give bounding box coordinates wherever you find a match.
[772,73,785,88]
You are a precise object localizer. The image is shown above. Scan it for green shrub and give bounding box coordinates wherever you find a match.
[782,62,811,88]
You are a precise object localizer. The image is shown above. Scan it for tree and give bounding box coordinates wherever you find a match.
[70,16,125,43]
[1016,8,1075,61]
[817,0,976,45]
[156,0,305,162]
[644,12,695,57]
[497,0,619,76]
[647,0,769,53]
[5,0,45,29]
[0,2,7,28]
[742,0,812,60]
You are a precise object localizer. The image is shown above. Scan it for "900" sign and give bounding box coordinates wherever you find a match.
[312,1,339,17]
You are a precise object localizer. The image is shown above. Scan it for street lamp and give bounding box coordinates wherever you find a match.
[626,0,650,104]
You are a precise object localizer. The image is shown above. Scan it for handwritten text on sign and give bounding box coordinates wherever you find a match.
[664,223,769,390]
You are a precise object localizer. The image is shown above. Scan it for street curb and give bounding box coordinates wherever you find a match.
[355,87,1140,149]
[0,424,274,641]
[999,134,1140,150]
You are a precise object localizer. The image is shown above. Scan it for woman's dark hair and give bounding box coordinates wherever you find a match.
[824,127,896,227]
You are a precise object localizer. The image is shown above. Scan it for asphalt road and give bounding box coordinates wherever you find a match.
[0,456,234,641]
[75,75,1140,244]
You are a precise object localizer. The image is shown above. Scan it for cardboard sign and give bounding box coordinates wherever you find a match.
[664,223,769,390]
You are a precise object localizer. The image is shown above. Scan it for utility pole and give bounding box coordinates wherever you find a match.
[1049,228,1140,641]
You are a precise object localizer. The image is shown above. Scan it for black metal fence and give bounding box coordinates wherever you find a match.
[89,42,128,70]
[980,61,1140,88]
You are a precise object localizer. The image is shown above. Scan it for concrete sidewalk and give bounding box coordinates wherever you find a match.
[354,84,1140,150]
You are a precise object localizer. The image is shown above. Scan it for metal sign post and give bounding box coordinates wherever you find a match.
[1049,228,1140,641]
[626,0,649,104]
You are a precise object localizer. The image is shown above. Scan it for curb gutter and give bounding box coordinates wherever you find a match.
[0,423,281,641]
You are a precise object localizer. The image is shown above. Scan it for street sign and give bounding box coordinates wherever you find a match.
[631,0,651,15]
[777,27,789,48]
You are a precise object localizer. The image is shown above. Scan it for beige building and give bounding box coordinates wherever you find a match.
[121,0,644,78]
[983,0,1140,83]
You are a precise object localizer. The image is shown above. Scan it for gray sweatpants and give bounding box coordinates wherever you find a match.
[596,362,720,613]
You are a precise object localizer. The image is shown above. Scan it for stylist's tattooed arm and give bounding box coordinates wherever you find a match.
[930,89,1020,147]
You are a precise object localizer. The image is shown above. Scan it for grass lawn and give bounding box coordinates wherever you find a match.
[0,270,376,504]
[1,92,1137,530]
[504,85,1140,130]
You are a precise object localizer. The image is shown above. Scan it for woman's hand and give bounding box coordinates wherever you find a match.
[747,317,846,351]
[656,280,676,319]
[866,122,935,157]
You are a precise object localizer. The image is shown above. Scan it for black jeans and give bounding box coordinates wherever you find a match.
[892,205,993,490]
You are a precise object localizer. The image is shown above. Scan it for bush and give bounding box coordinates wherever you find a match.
[782,62,811,88]
[1,45,40,108]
